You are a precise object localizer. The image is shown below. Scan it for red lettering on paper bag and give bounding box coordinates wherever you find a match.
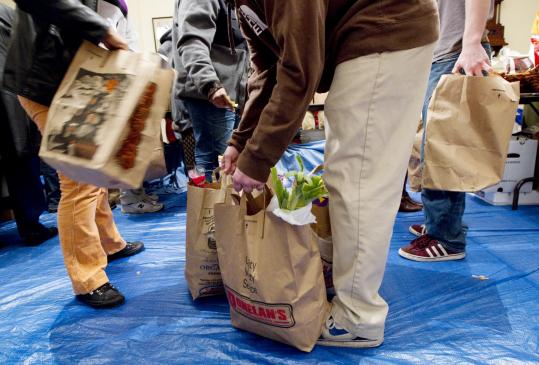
[225,286,295,328]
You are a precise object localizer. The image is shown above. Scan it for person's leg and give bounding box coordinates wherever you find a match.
[413,44,490,254]
[211,108,236,162]
[184,99,234,180]
[181,129,196,171]
[3,154,56,244]
[40,160,61,212]
[184,99,217,180]
[399,172,423,213]
[400,53,468,260]
[5,155,44,230]
[18,97,118,295]
[95,187,127,255]
[56,173,112,294]
[422,189,466,251]
[322,43,435,343]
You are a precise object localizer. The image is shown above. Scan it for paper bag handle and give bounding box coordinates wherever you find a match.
[309,164,324,175]
[239,185,271,239]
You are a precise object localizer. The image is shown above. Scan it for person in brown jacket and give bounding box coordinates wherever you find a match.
[222,0,439,348]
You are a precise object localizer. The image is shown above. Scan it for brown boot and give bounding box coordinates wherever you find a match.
[399,192,423,212]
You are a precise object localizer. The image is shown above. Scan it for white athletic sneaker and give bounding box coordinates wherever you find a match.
[317,316,383,348]
[144,192,159,202]
[120,189,164,214]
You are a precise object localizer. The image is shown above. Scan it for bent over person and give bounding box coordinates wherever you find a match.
[3,0,145,308]
[222,0,439,347]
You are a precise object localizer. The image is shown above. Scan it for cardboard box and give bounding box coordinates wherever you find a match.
[482,137,538,193]
[473,190,539,206]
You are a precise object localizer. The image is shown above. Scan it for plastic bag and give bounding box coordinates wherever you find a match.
[499,47,534,74]
[267,195,316,226]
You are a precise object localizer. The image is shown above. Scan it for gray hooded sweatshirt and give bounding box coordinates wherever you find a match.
[173,0,249,108]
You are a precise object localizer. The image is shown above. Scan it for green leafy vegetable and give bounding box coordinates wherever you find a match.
[271,156,328,211]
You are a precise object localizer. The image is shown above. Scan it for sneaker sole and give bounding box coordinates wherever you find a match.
[121,205,164,214]
[76,296,125,308]
[108,244,145,262]
[317,337,384,348]
[398,248,466,262]
[408,226,425,237]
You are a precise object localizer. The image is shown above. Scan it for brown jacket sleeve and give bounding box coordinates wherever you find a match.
[232,0,326,182]
[228,26,278,155]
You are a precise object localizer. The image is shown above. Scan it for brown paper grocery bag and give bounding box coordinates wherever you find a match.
[143,148,167,181]
[185,173,232,299]
[422,74,519,192]
[40,41,174,188]
[407,120,424,192]
[214,190,330,352]
[312,199,333,292]
[143,121,167,182]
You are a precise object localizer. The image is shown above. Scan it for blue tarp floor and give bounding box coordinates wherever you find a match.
[1,146,539,364]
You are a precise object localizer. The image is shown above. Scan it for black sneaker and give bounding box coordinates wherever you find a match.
[76,282,125,308]
[108,241,145,262]
[22,226,58,246]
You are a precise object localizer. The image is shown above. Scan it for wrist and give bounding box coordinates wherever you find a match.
[462,37,483,49]
[204,81,223,99]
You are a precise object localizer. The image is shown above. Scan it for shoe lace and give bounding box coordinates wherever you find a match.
[414,235,436,249]
[326,316,336,329]
[91,283,114,296]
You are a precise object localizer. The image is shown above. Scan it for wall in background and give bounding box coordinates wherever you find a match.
[0,0,537,55]
[500,0,538,54]
[126,0,174,53]
[126,0,537,55]
[0,0,173,52]
[0,0,15,8]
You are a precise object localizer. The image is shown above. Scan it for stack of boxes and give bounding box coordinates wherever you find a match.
[474,136,539,205]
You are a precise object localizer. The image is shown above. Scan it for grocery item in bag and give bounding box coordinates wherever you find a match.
[40,41,173,188]
[312,198,333,292]
[214,188,329,352]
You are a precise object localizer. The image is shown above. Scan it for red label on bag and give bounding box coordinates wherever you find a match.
[225,286,295,328]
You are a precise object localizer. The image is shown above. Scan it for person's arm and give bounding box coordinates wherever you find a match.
[234,1,326,183]
[228,27,279,156]
[123,19,139,52]
[14,0,111,44]
[452,0,492,76]
[177,0,224,100]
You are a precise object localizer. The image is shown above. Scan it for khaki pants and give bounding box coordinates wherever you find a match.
[19,97,126,295]
[324,43,435,340]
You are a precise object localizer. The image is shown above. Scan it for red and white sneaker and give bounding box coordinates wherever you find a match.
[398,235,466,262]
[409,223,427,237]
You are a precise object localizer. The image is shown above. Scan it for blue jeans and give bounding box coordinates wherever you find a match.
[184,99,238,181]
[420,45,491,251]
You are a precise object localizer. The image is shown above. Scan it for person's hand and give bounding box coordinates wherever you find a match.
[103,28,129,51]
[221,146,239,175]
[232,168,264,193]
[452,43,491,76]
[210,88,237,110]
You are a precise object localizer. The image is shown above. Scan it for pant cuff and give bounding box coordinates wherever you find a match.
[104,241,127,256]
[72,270,110,295]
[331,301,385,340]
